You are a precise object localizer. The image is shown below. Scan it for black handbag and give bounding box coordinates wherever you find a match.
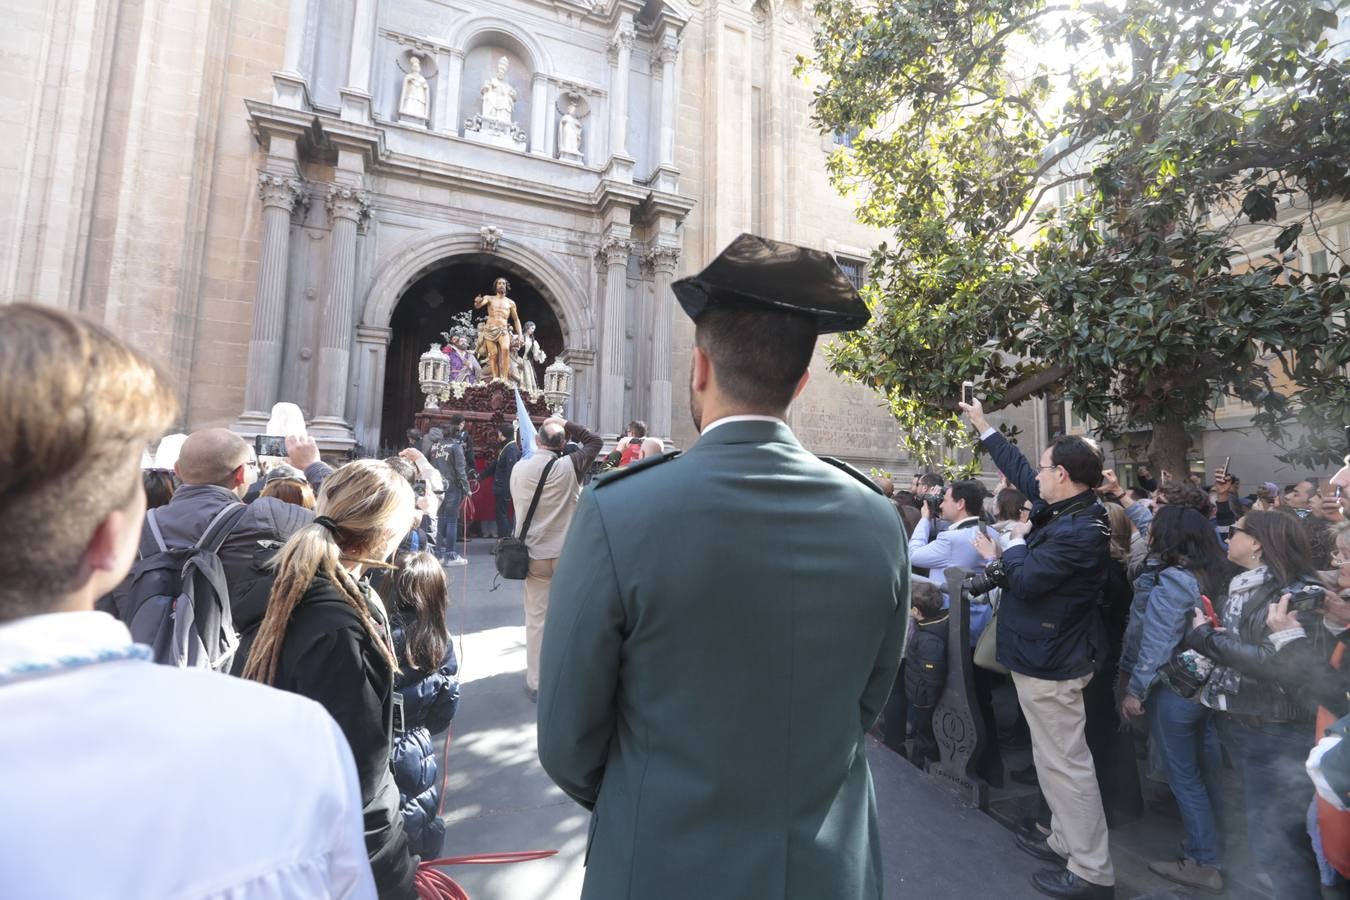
[494,456,559,580]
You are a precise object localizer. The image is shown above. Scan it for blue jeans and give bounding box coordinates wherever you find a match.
[1226,716,1323,896]
[1150,687,1222,866]
[437,487,464,556]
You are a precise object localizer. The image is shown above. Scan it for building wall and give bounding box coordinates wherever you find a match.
[0,0,1044,477]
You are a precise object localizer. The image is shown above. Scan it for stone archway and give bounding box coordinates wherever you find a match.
[352,231,595,452]
[379,258,566,449]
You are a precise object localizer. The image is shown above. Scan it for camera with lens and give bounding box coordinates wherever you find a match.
[964,559,1008,597]
[923,495,942,519]
[1285,579,1329,612]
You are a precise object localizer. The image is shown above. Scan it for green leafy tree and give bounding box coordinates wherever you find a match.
[804,0,1350,475]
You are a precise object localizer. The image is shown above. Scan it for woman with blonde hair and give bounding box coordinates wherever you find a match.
[237,459,419,899]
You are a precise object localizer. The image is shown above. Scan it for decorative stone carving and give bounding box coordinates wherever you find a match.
[558,97,583,163]
[607,28,635,60]
[930,567,991,810]
[325,185,370,226]
[642,244,681,276]
[399,55,430,125]
[479,225,502,253]
[653,40,680,71]
[257,172,306,214]
[464,57,527,151]
[598,236,632,267]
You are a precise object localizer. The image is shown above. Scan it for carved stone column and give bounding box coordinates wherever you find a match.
[310,185,369,447]
[529,74,549,156]
[597,236,632,436]
[645,245,680,439]
[657,35,679,169]
[437,49,465,136]
[606,23,635,178]
[239,173,306,430]
[340,0,377,122]
[273,0,311,108]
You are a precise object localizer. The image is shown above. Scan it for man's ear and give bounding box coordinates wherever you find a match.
[83,510,129,577]
[791,368,811,400]
[231,465,247,489]
[691,345,712,393]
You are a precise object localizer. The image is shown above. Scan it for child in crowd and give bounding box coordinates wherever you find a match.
[388,551,461,859]
[903,581,949,769]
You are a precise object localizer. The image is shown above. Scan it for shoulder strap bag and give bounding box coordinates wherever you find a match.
[494,456,560,581]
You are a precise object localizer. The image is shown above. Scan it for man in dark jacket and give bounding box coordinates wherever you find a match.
[481,423,521,539]
[963,398,1114,900]
[102,428,315,644]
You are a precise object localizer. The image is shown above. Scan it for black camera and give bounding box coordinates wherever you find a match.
[413,478,427,496]
[1284,580,1328,612]
[964,560,1008,597]
[923,495,942,519]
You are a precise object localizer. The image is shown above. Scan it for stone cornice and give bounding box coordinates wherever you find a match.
[245,100,695,221]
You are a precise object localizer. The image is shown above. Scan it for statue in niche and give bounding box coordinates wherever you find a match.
[400,55,430,121]
[558,100,583,158]
[480,57,517,124]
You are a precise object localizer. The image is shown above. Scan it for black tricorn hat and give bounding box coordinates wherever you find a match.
[671,233,870,334]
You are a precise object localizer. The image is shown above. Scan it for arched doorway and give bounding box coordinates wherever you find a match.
[380,255,565,449]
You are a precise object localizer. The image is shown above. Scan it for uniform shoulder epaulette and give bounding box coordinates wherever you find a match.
[593,450,682,488]
[818,455,884,495]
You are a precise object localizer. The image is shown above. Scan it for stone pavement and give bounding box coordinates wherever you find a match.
[428,538,1044,899]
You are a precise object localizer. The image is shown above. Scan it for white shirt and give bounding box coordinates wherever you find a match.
[0,612,376,900]
[699,414,786,437]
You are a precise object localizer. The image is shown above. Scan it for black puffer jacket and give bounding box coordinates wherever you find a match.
[390,617,460,859]
[234,573,418,898]
[903,614,949,708]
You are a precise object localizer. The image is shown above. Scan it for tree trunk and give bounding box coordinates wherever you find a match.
[1147,419,1191,484]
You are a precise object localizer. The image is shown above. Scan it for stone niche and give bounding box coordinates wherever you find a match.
[459,45,532,150]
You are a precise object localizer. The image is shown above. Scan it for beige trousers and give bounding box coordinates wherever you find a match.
[1011,670,1114,887]
[523,557,556,691]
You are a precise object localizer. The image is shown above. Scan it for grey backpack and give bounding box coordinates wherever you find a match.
[120,503,249,670]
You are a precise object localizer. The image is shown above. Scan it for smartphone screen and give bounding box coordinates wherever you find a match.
[962,381,975,407]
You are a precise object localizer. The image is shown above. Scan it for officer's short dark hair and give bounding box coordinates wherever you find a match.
[695,302,816,410]
[948,480,986,517]
[496,423,514,440]
[910,582,944,618]
[1048,435,1103,489]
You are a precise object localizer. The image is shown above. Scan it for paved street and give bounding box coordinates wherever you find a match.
[428,538,1047,899]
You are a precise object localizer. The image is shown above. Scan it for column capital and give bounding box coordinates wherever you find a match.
[326,185,370,225]
[598,236,633,267]
[641,244,681,276]
[258,172,306,213]
[608,27,635,60]
[653,35,681,69]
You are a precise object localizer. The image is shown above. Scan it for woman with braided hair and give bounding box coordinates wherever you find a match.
[237,459,419,899]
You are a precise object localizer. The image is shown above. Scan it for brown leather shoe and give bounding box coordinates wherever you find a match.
[1148,858,1222,894]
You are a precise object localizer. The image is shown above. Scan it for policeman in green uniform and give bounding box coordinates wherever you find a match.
[537,233,910,900]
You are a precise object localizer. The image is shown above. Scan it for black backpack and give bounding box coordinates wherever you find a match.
[120,503,248,670]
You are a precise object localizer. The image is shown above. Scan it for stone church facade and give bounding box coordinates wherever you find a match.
[2,0,1042,470]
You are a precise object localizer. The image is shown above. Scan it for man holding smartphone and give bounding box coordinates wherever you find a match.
[962,395,1115,900]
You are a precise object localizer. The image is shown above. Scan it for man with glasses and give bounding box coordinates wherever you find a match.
[964,398,1115,900]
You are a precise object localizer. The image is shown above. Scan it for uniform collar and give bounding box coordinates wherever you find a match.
[693,417,799,449]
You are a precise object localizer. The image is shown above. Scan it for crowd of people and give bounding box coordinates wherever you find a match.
[5,229,1350,900]
[871,397,1350,899]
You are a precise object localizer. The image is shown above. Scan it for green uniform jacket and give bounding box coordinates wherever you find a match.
[537,419,909,900]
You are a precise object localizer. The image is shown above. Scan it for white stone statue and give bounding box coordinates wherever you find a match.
[400,56,429,121]
[480,57,517,124]
[558,101,583,157]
